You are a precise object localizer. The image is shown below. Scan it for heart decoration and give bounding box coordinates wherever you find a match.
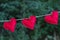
[22,16,36,30]
[3,18,16,32]
[44,10,58,25]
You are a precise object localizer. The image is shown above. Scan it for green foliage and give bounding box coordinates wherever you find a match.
[0,0,60,40]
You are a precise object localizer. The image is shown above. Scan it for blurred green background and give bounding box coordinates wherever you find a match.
[0,0,60,40]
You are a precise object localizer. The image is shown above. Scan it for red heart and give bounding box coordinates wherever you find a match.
[22,16,36,30]
[44,10,58,25]
[3,18,16,32]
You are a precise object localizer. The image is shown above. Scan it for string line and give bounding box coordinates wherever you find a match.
[0,11,60,22]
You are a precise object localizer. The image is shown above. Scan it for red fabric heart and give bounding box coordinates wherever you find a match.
[22,16,36,30]
[44,10,58,25]
[3,18,16,32]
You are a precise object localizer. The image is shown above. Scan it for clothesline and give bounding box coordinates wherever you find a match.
[0,11,60,22]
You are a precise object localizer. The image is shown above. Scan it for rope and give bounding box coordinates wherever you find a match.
[0,11,59,22]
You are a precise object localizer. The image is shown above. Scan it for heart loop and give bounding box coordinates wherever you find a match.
[44,10,58,25]
[3,18,16,32]
[22,16,36,30]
